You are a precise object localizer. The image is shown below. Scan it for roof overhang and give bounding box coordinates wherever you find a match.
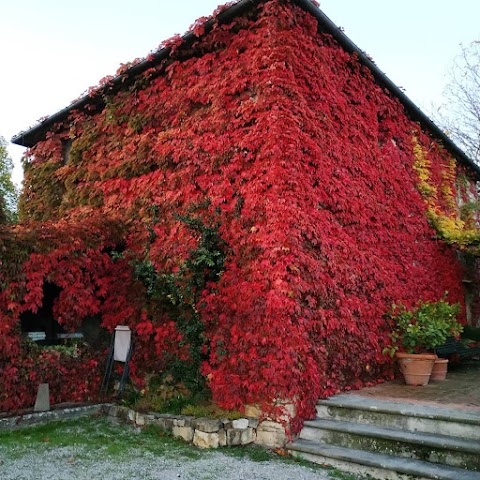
[12,0,480,177]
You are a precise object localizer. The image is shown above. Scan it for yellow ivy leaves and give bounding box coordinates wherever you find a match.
[412,135,480,248]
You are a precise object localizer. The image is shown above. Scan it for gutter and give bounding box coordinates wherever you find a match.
[11,0,480,177]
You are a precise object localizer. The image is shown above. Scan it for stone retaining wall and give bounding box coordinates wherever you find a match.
[106,405,287,449]
[0,404,106,430]
[0,403,288,449]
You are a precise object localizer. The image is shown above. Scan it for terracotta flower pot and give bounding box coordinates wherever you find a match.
[395,352,437,386]
[431,358,449,381]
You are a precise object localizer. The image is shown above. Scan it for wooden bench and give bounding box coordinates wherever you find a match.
[434,337,480,359]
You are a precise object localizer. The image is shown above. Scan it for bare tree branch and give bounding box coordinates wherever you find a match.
[434,42,480,165]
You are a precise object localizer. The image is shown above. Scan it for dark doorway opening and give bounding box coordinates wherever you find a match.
[20,282,66,345]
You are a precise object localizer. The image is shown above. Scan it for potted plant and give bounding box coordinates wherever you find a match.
[384,296,463,385]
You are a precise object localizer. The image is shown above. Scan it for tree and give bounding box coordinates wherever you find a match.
[435,41,480,164]
[0,136,18,224]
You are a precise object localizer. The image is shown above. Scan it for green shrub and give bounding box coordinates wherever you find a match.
[384,296,463,356]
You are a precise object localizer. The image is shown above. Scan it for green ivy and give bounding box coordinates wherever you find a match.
[133,212,226,394]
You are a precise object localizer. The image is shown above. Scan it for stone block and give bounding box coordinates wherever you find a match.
[248,417,259,429]
[135,412,146,426]
[221,419,232,430]
[153,418,166,430]
[242,427,256,445]
[108,405,118,417]
[101,404,113,415]
[154,416,174,431]
[116,406,129,419]
[244,404,261,418]
[218,429,227,447]
[194,418,222,433]
[172,425,194,442]
[173,415,193,428]
[232,418,249,429]
[274,400,296,421]
[227,427,255,446]
[34,384,50,413]
[226,428,242,446]
[193,430,220,448]
[128,409,136,422]
[255,420,286,448]
[144,414,155,425]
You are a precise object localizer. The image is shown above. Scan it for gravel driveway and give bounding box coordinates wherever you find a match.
[1,451,342,480]
[1,448,343,480]
[0,417,354,480]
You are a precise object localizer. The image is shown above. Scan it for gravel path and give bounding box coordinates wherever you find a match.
[0,418,346,480]
[1,446,337,480]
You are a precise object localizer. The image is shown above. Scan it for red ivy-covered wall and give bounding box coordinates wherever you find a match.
[2,0,477,422]
[0,216,133,411]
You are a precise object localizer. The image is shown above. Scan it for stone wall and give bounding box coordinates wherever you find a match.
[0,405,105,430]
[106,405,287,449]
[0,402,289,449]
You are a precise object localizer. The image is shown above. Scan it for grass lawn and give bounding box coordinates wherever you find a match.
[0,416,366,480]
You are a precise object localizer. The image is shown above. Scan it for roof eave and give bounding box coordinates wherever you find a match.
[11,0,259,149]
[12,0,480,177]
[293,0,480,177]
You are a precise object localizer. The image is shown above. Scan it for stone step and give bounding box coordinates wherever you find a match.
[316,394,480,440]
[288,439,480,480]
[300,418,480,471]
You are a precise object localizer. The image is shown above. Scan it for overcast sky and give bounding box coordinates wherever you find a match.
[2,0,480,186]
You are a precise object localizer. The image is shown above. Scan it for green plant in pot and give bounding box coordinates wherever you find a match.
[384,296,463,385]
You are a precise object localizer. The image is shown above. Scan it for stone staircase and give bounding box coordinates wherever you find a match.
[288,394,480,480]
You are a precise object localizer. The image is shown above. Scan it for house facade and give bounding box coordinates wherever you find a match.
[4,0,480,421]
